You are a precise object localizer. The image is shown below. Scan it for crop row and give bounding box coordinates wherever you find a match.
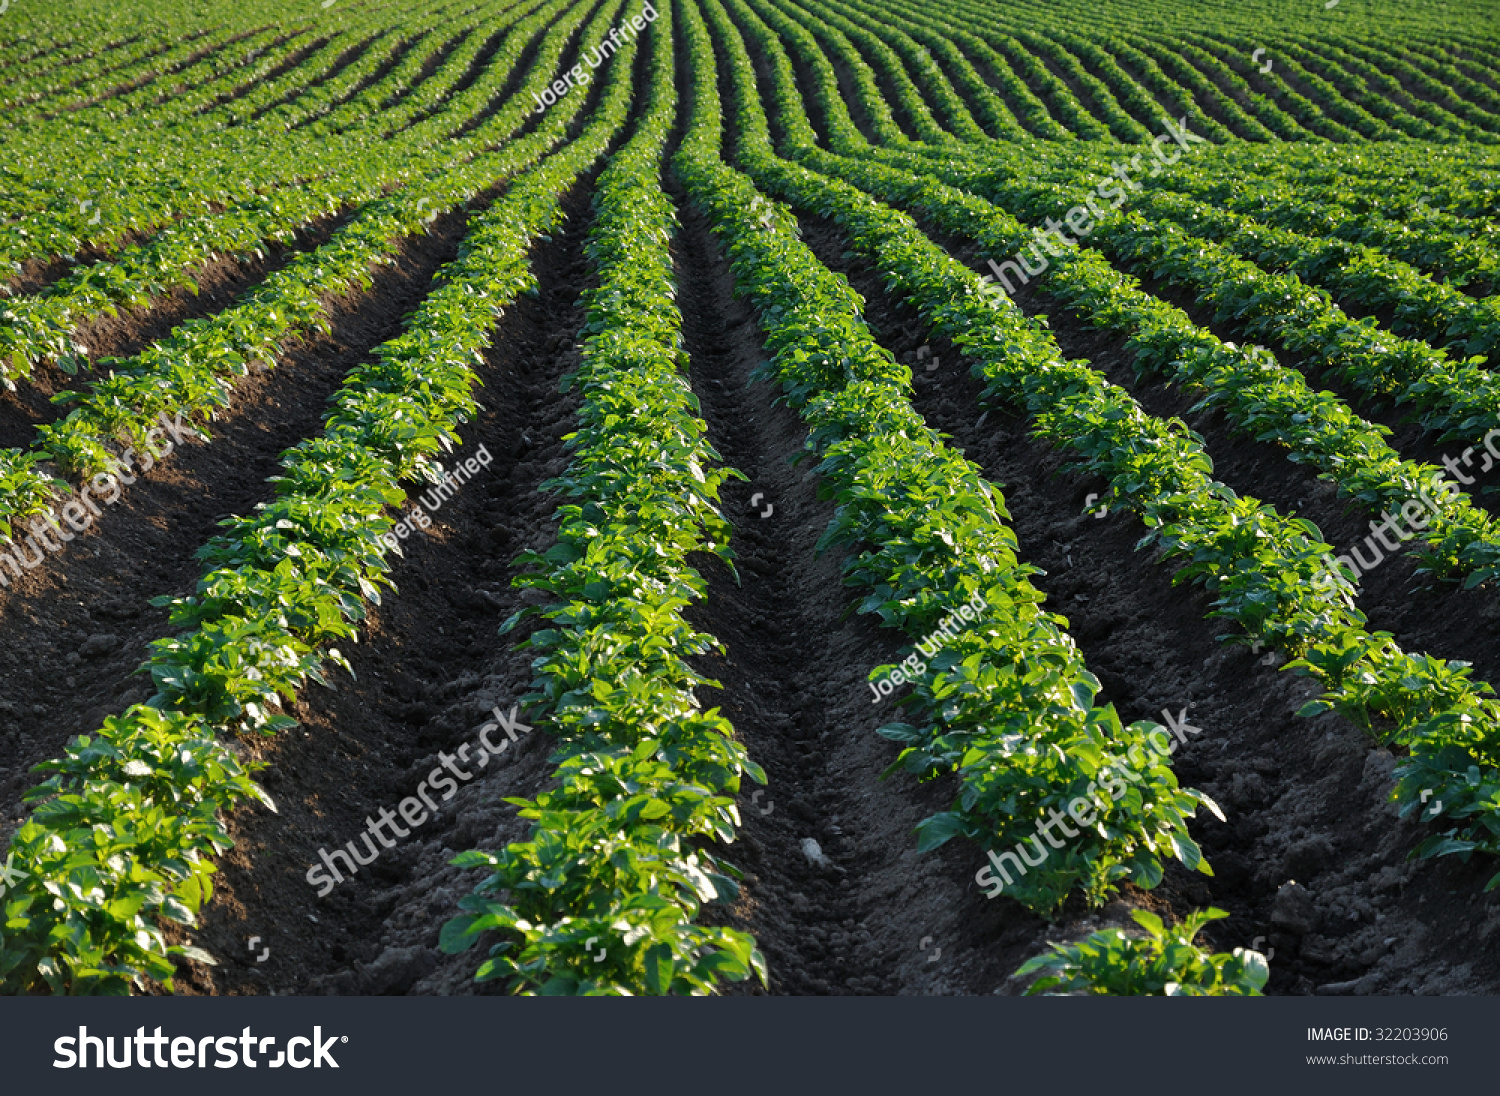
[1079,148,1500,290]
[815,0,1499,148]
[0,0,505,273]
[907,153,1500,588]
[1049,168,1500,358]
[830,147,1500,590]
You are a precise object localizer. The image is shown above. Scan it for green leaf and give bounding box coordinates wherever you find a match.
[439,915,481,954]
[641,944,673,995]
[1130,909,1165,936]
[915,811,965,852]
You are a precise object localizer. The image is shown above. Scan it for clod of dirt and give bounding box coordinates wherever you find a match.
[1361,749,1396,787]
[304,946,440,996]
[362,946,440,994]
[1272,882,1318,935]
[1283,836,1339,879]
[77,633,121,659]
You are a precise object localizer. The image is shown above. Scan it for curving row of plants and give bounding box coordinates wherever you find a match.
[906,152,1500,451]
[0,0,490,275]
[772,0,1500,591]
[856,147,1500,589]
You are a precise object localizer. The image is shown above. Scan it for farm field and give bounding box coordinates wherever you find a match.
[1,0,1499,998]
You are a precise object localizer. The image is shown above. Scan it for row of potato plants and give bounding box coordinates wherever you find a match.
[846,0,1034,141]
[1231,37,1434,140]
[1,1,427,210]
[1017,908,1268,995]
[1019,21,1238,141]
[1059,134,1500,253]
[213,3,483,137]
[1084,177,1500,358]
[995,0,1488,40]
[60,4,406,128]
[841,155,1500,590]
[0,12,642,992]
[834,0,1335,148]
[1120,33,1283,140]
[813,0,992,144]
[760,0,911,149]
[763,0,1060,158]
[1065,31,1243,138]
[0,12,369,251]
[984,4,1488,134]
[442,4,768,994]
[855,0,1160,145]
[1279,36,1496,142]
[1095,201,1499,441]
[725,0,1500,887]
[1155,138,1500,228]
[975,27,1113,140]
[0,27,173,111]
[1399,39,1500,127]
[2,0,559,278]
[802,0,1060,141]
[1234,122,1500,188]
[850,0,1500,188]
[298,0,550,141]
[758,0,1500,582]
[1216,32,1408,140]
[0,20,262,120]
[224,2,527,141]
[891,0,1499,150]
[998,23,1227,139]
[783,0,979,146]
[936,22,1070,139]
[699,0,1217,916]
[1175,33,1333,139]
[1331,36,1500,133]
[829,0,1181,148]
[0,51,351,271]
[1007,27,1153,142]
